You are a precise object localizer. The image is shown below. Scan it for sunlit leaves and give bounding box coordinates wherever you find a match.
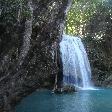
[65,0,103,36]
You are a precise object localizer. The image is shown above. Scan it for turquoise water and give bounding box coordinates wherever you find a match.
[16,89,112,112]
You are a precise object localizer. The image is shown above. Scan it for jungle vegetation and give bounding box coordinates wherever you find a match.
[65,0,112,86]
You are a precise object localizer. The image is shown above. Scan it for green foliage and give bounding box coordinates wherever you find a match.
[65,0,107,36]
[0,0,32,24]
[0,0,20,23]
[65,0,112,84]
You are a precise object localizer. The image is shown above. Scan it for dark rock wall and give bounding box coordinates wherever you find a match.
[0,0,71,111]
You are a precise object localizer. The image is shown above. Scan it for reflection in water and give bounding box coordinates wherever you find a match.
[60,91,92,112]
[79,91,90,112]
[16,89,112,112]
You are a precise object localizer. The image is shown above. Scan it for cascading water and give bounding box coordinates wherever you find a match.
[60,34,94,90]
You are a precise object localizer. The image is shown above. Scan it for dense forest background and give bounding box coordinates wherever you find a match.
[0,0,112,111]
[0,0,71,111]
[65,0,112,86]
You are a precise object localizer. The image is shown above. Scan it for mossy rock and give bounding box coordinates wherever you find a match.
[53,85,77,94]
[63,85,76,93]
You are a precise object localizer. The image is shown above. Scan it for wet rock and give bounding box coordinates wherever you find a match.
[53,85,77,94]
[63,85,77,93]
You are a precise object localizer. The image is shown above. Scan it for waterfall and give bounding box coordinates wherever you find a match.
[60,34,93,90]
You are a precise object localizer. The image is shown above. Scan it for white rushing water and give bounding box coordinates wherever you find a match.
[60,34,94,90]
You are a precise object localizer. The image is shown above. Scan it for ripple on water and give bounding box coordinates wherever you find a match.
[16,88,112,112]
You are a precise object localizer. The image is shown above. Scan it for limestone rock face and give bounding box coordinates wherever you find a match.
[0,0,71,111]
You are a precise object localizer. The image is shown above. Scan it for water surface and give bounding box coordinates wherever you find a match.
[16,88,112,112]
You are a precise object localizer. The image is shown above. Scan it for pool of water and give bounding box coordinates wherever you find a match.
[16,88,112,112]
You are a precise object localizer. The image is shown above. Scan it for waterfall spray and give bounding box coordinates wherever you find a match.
[60,34,94,90]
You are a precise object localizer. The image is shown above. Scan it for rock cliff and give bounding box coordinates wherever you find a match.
[0,0,71,111]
